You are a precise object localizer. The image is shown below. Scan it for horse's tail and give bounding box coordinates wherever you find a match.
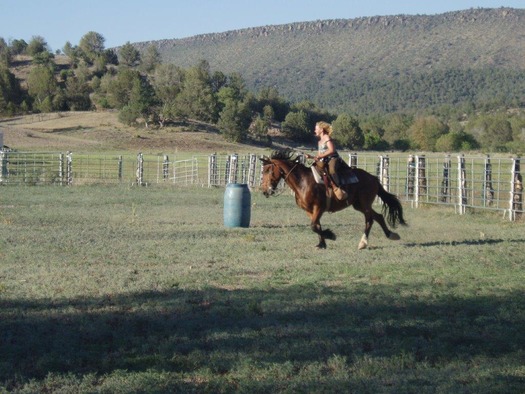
[377,183,407,228]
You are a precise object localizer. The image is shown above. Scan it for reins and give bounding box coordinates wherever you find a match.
[280,161,299,183]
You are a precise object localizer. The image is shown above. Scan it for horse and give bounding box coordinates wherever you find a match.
[260,149,407,250]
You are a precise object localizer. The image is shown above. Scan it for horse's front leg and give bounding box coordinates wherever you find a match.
[306,206,325,249]
[310,217,326,249]
[308,207,335,249]
[311,221,326,249]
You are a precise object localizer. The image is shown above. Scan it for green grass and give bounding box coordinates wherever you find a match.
[1,185,524,393]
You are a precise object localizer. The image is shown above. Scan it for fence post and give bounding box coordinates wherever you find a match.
[414,156,421,208]
[483,154,494,207]
[417,155,427,195]
[224,155,230,185]
[192,157,198,185]
[379,155,390,191]
[0,150,7,184]
[118,155,123,182]
[66,151,73,185]
[248,154,257,189]
[227,154,238,184]
[136,153,144,186]
[440,154,451,202]
[509,156,523,221]
[241,156,248,184]
[208,153,218,187]
[406,155,415,201]
[349,152,358,167]
[413,155,427,207]
[59,153,64,185]
[163,155,169,182]
[457,154,467,214]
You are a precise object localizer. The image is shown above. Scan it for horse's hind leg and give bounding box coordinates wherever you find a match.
[357,209,374,250]
[357,207,399,250]
[371,209,400,241]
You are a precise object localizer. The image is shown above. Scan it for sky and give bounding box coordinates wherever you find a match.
[1,0,523,52]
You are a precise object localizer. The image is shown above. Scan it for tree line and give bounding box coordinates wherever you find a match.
[1,32,524,153]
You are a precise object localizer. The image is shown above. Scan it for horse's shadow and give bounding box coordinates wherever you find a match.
[255,221,525,251]
[258,223,305,229]
[403,238,525,248]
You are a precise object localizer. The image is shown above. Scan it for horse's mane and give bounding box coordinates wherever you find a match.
[270,148,298,161]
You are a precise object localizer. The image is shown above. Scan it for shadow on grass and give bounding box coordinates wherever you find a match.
[1,284,524,391]
[404,237,525,248]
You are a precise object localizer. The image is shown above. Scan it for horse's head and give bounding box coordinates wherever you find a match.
[259,156,283,197]
[259,149,303,197]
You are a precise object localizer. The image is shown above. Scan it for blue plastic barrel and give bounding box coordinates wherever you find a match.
[224,183,251,228]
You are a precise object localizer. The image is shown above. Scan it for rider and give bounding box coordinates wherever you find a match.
[306,121,348,200]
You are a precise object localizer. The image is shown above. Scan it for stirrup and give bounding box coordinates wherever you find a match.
[333,187,348,200]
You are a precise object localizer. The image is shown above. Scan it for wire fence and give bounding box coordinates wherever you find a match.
[348,153,523,220]
[0,150,522,220]
[0,151,260,187]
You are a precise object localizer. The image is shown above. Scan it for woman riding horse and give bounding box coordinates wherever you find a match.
[305,121,347,201]
[260,149,407,250]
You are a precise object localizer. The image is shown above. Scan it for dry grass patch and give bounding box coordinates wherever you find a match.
[1,111,259,153]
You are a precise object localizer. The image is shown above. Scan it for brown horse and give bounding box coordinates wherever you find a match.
[260,149,407,249]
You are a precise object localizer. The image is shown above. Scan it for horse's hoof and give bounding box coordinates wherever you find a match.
[358,242,368,250]
[316,243,327,249]
[389,232,401,241]
[358,234,368,250]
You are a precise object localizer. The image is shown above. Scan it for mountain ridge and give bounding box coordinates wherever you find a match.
[130,8,525,115]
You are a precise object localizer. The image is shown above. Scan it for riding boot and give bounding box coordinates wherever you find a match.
[331,173,348,200]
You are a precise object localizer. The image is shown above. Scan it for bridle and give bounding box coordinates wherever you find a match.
[265,160,299,196]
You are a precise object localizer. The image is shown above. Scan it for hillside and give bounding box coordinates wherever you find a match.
[0,112,259,153]
[133,8,525,115]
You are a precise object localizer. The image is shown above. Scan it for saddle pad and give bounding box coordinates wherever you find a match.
[311,166,323,184]
[311,166,359,185]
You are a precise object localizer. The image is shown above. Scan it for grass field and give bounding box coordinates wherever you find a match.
[1,185,524,393]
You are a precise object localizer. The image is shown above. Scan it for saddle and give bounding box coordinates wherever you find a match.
[311,163,358,201]
[311,164,359,186]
